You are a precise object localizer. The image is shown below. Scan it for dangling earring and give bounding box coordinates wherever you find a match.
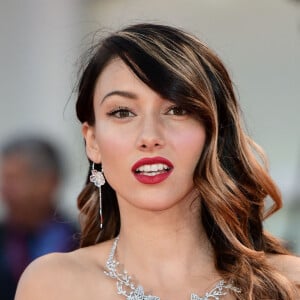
[89,162,105,229]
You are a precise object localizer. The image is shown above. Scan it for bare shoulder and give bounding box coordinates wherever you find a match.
[15,251,79,300]
[15,240,115,300]
[267,253,300,284]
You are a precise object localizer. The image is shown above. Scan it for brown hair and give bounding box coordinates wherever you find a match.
[76,23,297,299]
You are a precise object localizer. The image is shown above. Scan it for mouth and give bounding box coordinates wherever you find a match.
[135,163,171,176]
[131,157,173,184]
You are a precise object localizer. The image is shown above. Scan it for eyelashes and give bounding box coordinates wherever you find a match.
[166,105,188,116]
[106,105,189,119]
[107,106,136,119]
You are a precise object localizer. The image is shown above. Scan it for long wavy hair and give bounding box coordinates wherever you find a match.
[76,23,297,299]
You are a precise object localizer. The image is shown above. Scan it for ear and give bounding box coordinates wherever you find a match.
[82,122,101,163]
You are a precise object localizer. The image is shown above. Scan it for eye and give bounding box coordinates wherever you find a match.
[166,105,188,116]
[107,107,136,119]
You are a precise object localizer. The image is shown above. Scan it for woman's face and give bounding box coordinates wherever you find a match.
[83,58,206,211]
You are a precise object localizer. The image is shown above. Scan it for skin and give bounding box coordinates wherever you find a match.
[15,59,300,300]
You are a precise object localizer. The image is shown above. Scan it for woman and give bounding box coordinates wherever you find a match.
[15,23,300,299]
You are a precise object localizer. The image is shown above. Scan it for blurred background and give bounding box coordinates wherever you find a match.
[0,0,299,254]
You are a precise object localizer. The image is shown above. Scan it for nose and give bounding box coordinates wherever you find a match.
[136,116,165,151]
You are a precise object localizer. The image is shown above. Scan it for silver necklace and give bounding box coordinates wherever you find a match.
[104,237,241,300]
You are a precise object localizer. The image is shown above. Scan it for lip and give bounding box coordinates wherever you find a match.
[131,156,173,184]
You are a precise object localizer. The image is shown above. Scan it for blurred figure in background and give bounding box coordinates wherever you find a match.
[0,136,78,300]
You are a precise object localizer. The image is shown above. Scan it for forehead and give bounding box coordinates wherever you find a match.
[94,58,145,99]
[95,58,132,86]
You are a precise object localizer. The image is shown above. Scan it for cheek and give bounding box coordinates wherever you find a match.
[95,123,133,165]
[95,129,134,196]
[174,126,206,158]
[173,129,206,181]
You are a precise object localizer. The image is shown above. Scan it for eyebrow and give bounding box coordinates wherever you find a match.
[101,90,138,103]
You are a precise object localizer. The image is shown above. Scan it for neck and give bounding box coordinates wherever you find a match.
[115,192,217,287]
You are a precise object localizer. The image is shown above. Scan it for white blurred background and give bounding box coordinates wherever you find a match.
[0,0,299,252]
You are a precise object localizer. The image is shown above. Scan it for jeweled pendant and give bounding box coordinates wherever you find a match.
[127,285,160,300]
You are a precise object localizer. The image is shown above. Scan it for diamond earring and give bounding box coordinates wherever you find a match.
[89,163,105,229]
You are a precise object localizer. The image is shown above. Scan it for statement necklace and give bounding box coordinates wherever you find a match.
[104,237,241,300]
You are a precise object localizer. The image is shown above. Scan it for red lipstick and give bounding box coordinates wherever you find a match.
[131,157,173,184]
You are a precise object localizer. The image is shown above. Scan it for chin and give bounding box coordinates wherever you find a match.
[129,197,185,212]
